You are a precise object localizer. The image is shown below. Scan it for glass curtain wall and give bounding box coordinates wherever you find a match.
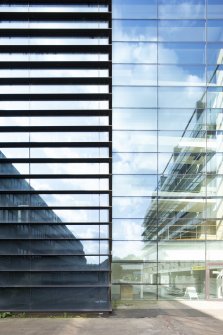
[112,0,223,303]
[0,0,112,311]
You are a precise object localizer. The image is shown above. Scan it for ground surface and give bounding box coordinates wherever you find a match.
[0,301,222,335]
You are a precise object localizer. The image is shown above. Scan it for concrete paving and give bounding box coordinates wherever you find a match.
[0,301,223,335]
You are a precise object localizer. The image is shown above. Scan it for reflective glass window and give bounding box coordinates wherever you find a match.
[158,43,206,65]
[158,0,205,19]
[113,20,157,42]
[113,153,157,174]
[207,0,223,18]
[113,175,158,196]
[113,131,157,152]
[113,109,158,130]
[113,87,157,108]
[207,20,223,41]
[158,20,205,42]
[158,65,206,86]
[113,42,157,63]
[113,219,146,240]
[158,87,206,108]
[113,197,153,219]
[113,64,157,86]
[113,0,157,19]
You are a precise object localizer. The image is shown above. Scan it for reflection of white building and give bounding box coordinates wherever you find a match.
[141,50,223,299]
[144,50,223,242]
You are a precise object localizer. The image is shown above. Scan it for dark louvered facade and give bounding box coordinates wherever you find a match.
[0,0,112,311]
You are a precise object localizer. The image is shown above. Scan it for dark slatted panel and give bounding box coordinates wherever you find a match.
[0,0,112,312]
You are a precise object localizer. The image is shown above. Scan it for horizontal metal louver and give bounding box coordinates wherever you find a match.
[0,0,112,312]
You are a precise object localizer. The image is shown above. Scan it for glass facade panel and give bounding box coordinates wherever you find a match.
[113,20,157,42]
[113,176,157,196]
[158,109,206,131]
[113,241,157,261]
[207,20,223,41]
[113,0,157,19]
[158,65,206,86]
[112,0,223,305]
[113,64,157,86]
[158,20,205,42]
[207,0,223,18]
[113,109,157,130]
[158,43,206,64]
[113,87,157,108]
[158,87,206,108]
[207,43,223,64]
[158,0,205,19]
[113,153,157,174]
[113,131,157,152]
[113,197,153,218]
[113,219,146,240]
[113,42,158,63]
